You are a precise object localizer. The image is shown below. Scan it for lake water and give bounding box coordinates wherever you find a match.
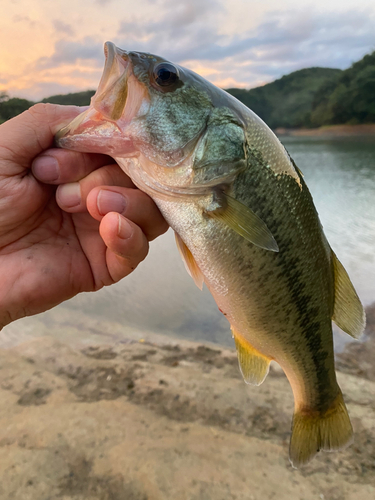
[2,134,375,350]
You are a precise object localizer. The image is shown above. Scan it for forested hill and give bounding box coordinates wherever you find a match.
[40,90,96,106]
[227,50,375,128]
[226,67,342,128]
[309,51,375,126]
[0,91,95,124]
[1,51,375,128]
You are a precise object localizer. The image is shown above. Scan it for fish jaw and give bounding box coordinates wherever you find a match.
[55,41,150,156]
[55,107,133,154]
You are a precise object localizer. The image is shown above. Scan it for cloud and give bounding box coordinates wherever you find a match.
[117,0,224,59]
[117,5,375,73]
[35,37,103,70]
[3,65,103,101]
[19,81,90,101]
[12,14,36,27]
[53,19,75,36]
[248,10,372,71]
[6,1,375,100]
[28,3,375,88]
[158,0,222,31]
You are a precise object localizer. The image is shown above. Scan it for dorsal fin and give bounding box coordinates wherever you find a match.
[232,327,271,386]
[175,232,204,290]
[331,252,365,339]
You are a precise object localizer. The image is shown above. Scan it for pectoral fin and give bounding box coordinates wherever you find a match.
[207,193,279,252]
[331,251,365,339]
[232,328,271,386]
[175,232,204,290]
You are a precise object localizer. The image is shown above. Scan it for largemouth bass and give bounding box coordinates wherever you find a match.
[56,42,365,467]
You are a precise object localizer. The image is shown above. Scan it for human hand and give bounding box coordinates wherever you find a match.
[0,103,168,329]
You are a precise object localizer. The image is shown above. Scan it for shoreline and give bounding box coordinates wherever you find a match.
[0,304,374,498]
[275,123,375,137]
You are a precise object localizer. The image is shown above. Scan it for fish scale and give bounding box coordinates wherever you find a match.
[56,41,365,467]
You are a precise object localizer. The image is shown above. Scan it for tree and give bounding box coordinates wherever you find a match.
[0,95,34,123]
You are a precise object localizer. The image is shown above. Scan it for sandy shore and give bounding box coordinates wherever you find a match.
[0,305,374,499]
[275,124,375,137]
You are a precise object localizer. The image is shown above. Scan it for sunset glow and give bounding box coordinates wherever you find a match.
[1,0,375,100]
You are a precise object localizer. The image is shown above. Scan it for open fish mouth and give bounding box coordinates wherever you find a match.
[94,41,130,121]
[55,42,133,151]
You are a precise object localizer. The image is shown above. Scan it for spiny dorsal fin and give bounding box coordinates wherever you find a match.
[289,391,353,468]
[232,327,271,386]
[207,193,279,252]
[331,251,366,339]
[175,232,204,290]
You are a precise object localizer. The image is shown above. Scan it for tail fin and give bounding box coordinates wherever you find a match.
[289,391,353,468]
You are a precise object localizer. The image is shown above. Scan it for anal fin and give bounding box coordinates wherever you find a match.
[175,232,204,290]
[232,327,271,386]
[332,251,366,339]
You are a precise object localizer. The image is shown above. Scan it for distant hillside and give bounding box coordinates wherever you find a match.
[226,67,342,128]
[226,51,375,128]
[310,51,375,126]
[40,90,95,106]
[0,90,95,125]
[0,93,33,124]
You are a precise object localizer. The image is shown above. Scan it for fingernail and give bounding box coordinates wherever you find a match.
[117,215,133,239]
[97,190,127,216]
[32,156,59,182]
[58,182,81,208]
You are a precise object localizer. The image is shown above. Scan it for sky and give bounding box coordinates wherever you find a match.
[1,0,375,101]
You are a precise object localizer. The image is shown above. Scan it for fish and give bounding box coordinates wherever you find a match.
[56,42,366,467]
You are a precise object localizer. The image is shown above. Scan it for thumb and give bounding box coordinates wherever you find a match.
[0,103,84,173]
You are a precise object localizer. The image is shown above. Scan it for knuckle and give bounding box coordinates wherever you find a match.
[28,103,56,119]
[117,244,148,272]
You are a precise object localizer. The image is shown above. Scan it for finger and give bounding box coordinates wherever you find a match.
[56,163,134,212]
[87,186,169,241]
[0,104,84,172]
[32,149,113,184]
[100,212,149,283]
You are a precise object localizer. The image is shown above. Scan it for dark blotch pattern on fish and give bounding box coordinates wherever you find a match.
[231,145,335,410]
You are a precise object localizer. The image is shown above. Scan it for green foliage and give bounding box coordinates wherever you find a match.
[226,87,271,123]
[40,90,95,106]
[0,90,95,123]
[311,52,375,126]
[0,93,34,123]
[227,52,375,128]
[227,68,342,128]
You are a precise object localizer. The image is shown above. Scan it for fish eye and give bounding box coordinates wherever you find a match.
[153,63,179,87]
